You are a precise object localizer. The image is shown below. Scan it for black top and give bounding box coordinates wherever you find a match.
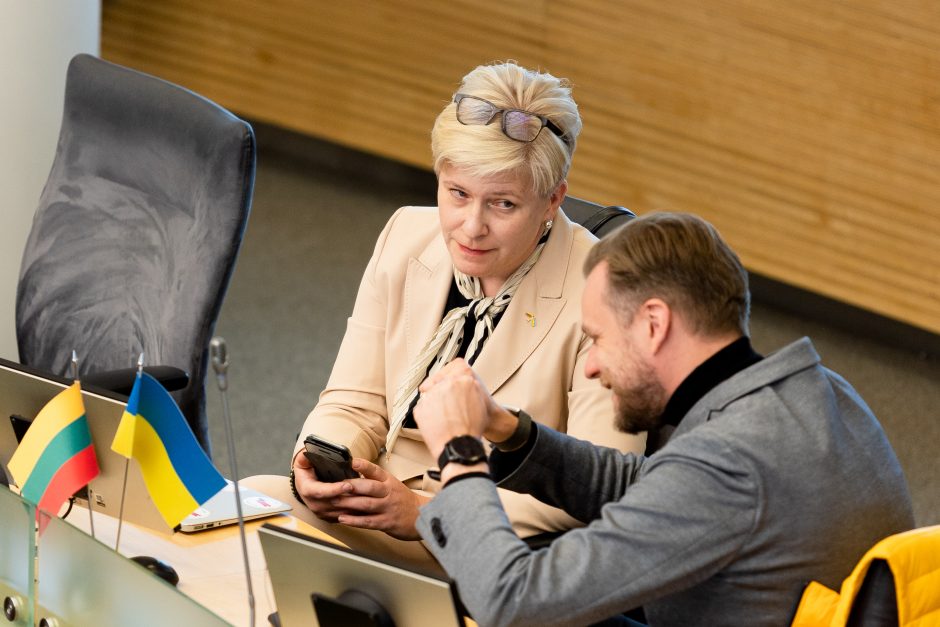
[489,336,763,478]
[644,336,762,454]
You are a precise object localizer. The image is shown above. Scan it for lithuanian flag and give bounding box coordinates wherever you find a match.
[111,372,226,528]
[8,382,100,522]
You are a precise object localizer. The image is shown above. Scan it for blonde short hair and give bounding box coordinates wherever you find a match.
[431,61,582,198]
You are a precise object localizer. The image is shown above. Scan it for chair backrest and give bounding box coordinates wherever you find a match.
[15,54,256,453]
[561,196,635,238]
[791,525,940,627]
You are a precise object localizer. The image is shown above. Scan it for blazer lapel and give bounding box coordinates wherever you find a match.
[404,234,452,364]
[472,214,574,394]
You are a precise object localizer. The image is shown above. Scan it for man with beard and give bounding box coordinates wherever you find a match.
[399,212,914,626]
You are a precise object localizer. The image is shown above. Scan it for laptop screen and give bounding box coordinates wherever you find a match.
[259,524,465,627]
[0,358,169,532]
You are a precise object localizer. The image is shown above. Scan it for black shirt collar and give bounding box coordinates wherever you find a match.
[659,335,763,428]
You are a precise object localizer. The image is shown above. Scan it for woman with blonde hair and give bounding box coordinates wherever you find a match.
[252,61,644,564]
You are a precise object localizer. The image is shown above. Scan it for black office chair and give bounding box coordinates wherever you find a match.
[15,54,256,455]
[562,196,635,238]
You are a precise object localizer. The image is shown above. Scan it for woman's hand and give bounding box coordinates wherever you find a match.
[291,450,357,521]
[334,459,427,541]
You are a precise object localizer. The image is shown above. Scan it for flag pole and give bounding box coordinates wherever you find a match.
[71,350,96,540]
[114,352,143,553]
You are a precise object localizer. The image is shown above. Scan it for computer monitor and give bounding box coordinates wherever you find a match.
[0,358,168,532]
[259,524,465,627]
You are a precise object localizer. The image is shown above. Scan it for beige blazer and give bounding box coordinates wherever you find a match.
[295,206,644,536]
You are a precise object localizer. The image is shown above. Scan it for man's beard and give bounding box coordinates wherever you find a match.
[612,360,669,435]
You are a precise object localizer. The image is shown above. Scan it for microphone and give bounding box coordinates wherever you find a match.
[210,337,255,627]
[210,337,228,390]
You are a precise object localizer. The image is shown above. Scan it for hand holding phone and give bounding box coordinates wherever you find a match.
[303,434,358,483]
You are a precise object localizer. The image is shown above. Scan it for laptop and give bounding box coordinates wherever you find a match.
[178,479,289,532]
[0,358,287,533]
[259,524,465,627]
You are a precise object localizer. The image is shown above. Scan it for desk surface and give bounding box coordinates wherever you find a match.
[69,506,475,627]
[69,507,335,626]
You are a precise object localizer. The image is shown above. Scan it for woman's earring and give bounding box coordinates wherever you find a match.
[545,220,554,230]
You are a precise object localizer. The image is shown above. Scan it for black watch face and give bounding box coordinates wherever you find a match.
[451,435,482,457]
[445,436,486,465]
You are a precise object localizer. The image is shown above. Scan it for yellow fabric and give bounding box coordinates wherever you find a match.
[791,581,840,627]
[790,525,940,626]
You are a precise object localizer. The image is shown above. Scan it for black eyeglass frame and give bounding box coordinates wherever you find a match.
[453,93,571,149]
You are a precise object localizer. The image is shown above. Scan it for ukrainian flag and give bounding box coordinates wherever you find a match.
[8,382,99,523]
[111,372,226,528]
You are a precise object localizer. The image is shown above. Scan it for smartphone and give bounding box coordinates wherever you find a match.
[303,434,358,483]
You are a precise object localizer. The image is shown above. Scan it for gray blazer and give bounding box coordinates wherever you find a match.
[416,338,914,627]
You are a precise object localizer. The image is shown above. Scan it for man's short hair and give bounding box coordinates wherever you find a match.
[584,212,751,337]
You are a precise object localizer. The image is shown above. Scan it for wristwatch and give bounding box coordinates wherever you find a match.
[437,435,487,472]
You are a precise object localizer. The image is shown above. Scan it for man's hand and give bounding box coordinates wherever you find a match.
[415,359,499,459]
[334,459,426,541]
[417,359,520,456]
[292,450,357,521]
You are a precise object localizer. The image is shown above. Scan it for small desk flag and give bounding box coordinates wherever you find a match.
[8,382,99,526]
[111,371,226,528]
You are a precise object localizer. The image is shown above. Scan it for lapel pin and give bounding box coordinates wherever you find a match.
[525,312,536,328]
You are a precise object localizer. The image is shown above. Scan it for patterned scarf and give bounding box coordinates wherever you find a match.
[384,233,549,456]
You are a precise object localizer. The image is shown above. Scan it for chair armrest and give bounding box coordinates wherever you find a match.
[82,366,190,396]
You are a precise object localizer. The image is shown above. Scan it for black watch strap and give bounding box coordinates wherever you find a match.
[490,407,533,452]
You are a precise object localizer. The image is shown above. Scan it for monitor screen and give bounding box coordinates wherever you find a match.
[259,524,466,627]
[0,358,169,532]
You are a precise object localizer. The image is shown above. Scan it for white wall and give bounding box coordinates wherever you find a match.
[0,1,100,360]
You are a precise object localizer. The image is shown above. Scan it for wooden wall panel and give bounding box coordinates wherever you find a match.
[101,0,940,335]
